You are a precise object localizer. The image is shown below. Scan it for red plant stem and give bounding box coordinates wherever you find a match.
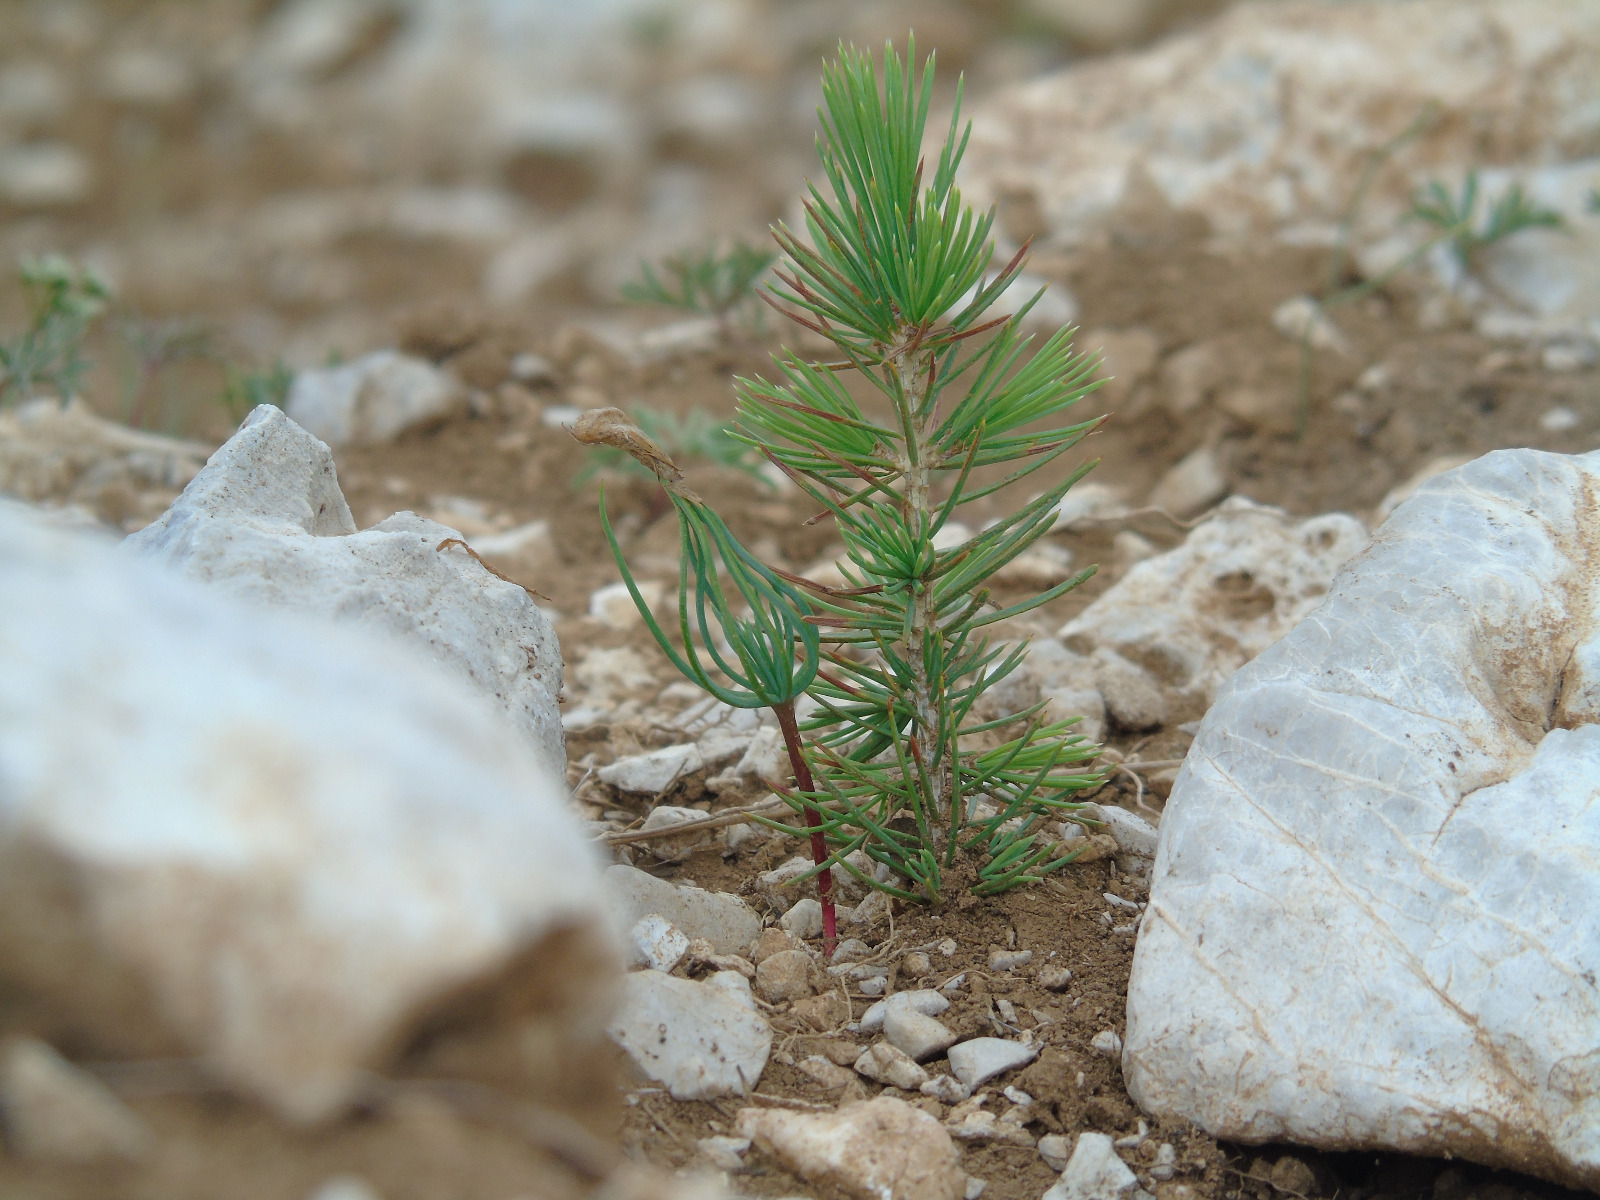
[772,698,836,950]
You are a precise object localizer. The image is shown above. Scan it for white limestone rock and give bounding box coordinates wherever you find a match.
[946,1038,1040,1089]
[126,406,563,772]
[737,1095,967,1200]
[602,864,762,958]
[0,502,612,1123]
[0,1038,150,1162]
[854,1042,930,1091]
[608,970,770,1100]
[1058,498,1367,724]
[1043,1132,1139,1200]
[1146,446,1227,520]
[285,350,466,447]
[858,989,950,1035]
[1124,449,1600,1192]
[883,1001,957,1063]
[598,745,701,794]
[629,914,690,973]
[963,1,1600,250]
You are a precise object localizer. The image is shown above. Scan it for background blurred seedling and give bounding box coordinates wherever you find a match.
[1294,115,1565,435]
[222,360,293,425]
[1407,172,1564,276]
[590,41,1106,908]
[0,254,110,408]
[622,240,776,340]
[118,315,214,431]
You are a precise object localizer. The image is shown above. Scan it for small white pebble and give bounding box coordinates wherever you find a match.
[1037,966,1073,992]
[987,949,1033,972]
[1003,1086,1033,1106]
[995,998,1018,1024]
[940,972,966,994]
[938,937,958,957]
[965,1178,988,1200]
[1092,1029,1123,1058]
[1540,406,1581,432]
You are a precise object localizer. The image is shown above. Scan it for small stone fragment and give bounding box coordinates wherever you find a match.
[604,865,762,957]
[598,745,702,794]
[1093,652,1168,732]
[1038,1132,1072,1171]
[1091,1030,1124,1058]
[902,951,932,978]
[987,949,1033,972]
[1082,805,1159,858]
[1271,1155,1316,1195]
[755,950,815,1004]
[798,1056,855,1090]
[883,1006,958,1063]
[1043,1132,1139,1200]
[920,1074,973,1104]
[630,914,690,972]
[859,988,951,1033]
[752,926,796,964]
[938,937,958,957]
[791,991,850,1032]
[1150,1142,1178,1181]
[696,1134,751,1172]
[854,1042,931,1090]
[780,898,824,940]
[966,1178,987,1200]
[737,1095,966,1200]
[307,1176,383,1200]
[285,350,466,447]
[607,970,771,1099]
[831,937,874,964]
[1037,966,1074,992]
[0,1038,150,1163]
[1148,446,1227,519]
[813,1039,863,1066]
[946,1038,1040,1089]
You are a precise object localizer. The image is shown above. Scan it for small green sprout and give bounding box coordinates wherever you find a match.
[622,240,775,338]
[0,254,110,407]
[1407,171,1564,272]
[222,360,293,424]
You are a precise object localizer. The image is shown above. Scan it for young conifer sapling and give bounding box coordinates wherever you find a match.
[579,40,1106,926]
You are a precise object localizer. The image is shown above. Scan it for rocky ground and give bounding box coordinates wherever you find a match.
[1,3,1598,1200]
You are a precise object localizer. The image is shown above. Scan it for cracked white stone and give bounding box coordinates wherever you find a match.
[598,745,702,793]
[1043,1132,1139,1200]
[608,970,770,1100]
[1125,449,1600,1192]
[946,1038,1039,1089]
[126,407,564,772]
[858,989,950,1034]
[854,1042,930,1091]
[629,915,689,973]
[1058,498,1367,723]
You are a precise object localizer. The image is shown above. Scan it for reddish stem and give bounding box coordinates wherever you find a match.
[772,698,836,951]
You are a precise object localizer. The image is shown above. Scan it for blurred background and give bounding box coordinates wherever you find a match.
[0,0,1262,431]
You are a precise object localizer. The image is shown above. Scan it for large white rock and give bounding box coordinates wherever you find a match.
[1058,498,1367,724]
[963,1,1600,250]
[607,970,770,1099]
[0,502,613,1123]
[1124,449,1600,1191]
[127,406,562,772]
[284,350,466,447]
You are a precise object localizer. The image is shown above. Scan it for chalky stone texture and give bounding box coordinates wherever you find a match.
[608,971,770,1100]
[1125,449,1600,1191]
[128,406,563,773]
[737,1096,966,1200]
[0,502,612,1123]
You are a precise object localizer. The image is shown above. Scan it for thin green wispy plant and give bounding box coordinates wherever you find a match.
[585,40,1105,909]
[0,254,110,407]
[622,240,776,340]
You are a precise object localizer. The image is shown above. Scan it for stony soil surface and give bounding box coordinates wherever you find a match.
[0,3,1595,1200]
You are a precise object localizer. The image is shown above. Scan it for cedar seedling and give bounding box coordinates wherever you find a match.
[588,40,1105,909]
